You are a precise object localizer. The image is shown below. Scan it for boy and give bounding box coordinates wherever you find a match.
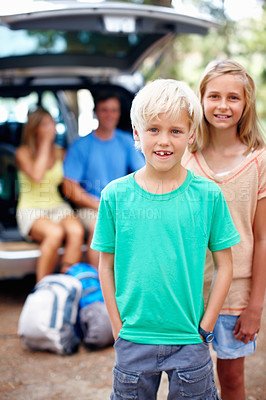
[91,79,240,399]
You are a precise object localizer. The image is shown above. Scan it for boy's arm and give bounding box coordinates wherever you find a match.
[98,251,122,340]
[234,197,266,343]
[200,247,233,333]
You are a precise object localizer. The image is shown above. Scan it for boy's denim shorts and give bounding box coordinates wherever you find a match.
[212,315,256,360]
[111,337,220,400]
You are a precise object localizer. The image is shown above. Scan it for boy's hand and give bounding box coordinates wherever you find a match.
[233,307,261,343]
[112,322,123,341]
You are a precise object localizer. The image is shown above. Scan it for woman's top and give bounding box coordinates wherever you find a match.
[182,148,266,315]
[17,156,65,210]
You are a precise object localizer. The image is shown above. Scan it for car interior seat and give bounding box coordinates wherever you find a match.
[0,134,23,241]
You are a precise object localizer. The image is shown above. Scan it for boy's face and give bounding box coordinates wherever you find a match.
[133,109,193,175]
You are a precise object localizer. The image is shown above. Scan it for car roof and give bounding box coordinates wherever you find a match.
[0,1,215,80]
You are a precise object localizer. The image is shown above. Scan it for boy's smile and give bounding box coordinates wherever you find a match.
[134,110,193,177]
[154,150,173,158]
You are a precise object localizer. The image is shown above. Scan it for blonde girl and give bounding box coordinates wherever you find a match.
[183,59,266,400]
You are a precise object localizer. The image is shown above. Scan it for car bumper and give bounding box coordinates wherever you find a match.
[0,242,88,279]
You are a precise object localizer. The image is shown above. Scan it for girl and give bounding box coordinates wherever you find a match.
[182,59,266,400]
[16,107,84,282]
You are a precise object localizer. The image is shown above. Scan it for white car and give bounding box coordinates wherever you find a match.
[0,1,214,278]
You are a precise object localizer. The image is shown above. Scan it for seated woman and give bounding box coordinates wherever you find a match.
[16,107,84,282]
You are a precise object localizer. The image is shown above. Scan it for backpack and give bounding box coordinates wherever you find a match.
[17,274,82,355]
[66,263,113,349]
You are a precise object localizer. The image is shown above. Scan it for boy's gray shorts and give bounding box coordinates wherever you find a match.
[111,338,220,400]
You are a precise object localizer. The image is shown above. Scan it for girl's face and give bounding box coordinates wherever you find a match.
[202,74,246,133]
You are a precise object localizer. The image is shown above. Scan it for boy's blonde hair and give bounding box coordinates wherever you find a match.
[130,79,203,150]
[190,59,265,153]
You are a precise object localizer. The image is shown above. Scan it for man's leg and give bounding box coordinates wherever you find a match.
[76,207,99,268]
[87,219,99,268]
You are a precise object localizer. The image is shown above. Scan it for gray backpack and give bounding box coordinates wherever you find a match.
[18,274,82,355]
[66,263,113,349]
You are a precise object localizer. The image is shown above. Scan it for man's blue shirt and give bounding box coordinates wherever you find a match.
[63,129,145,199]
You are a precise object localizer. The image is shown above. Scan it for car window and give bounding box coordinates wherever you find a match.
[0,88,101,148]
[0,91,67,147]
[76,89,98,136]
[0,26,148,60]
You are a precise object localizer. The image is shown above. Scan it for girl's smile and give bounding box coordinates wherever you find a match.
[214,114,231,119]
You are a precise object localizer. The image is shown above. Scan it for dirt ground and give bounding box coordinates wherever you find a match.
[0,275,265,400]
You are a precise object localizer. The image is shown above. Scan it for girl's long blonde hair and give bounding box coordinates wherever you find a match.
[190,59,265,153]
[21,107,53,157]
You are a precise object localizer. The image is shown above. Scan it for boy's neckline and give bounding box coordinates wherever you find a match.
[131,169,192,199]
[134,166,188,195]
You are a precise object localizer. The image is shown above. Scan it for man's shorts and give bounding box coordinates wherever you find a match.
[76,207,98,232]
[212,314,256,359]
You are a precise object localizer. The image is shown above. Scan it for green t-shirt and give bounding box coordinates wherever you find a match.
[91,170,240,345]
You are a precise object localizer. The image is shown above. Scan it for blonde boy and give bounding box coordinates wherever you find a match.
[91,79,240,399]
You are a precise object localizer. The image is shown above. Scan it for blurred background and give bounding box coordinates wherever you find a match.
[1,0,265,132]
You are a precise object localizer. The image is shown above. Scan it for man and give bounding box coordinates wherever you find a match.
[63,92,145,267]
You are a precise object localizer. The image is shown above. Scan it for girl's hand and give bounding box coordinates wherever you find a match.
[233,307,261,343]
[37,116,56,143]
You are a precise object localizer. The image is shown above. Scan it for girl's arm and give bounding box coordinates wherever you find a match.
[98,251,122,340]
[200,247,233,332]
[16,142,51,183]
[234,197,266,343]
